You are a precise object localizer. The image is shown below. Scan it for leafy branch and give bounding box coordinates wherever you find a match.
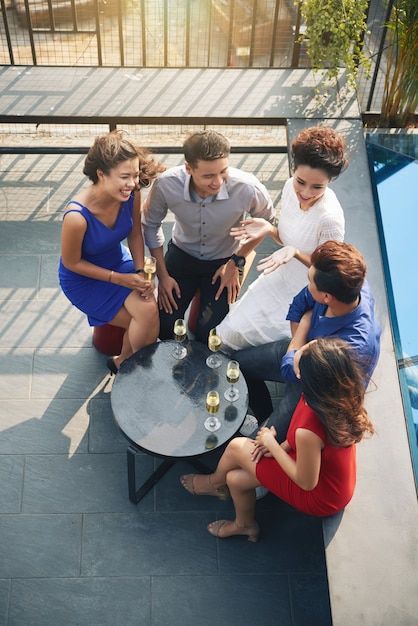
[297,0,371,89]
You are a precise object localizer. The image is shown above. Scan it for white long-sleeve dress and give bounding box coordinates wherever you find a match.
[217,177,345,352]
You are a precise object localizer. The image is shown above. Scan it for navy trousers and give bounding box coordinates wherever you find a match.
[159,241,231,344]
[234,339,302,443]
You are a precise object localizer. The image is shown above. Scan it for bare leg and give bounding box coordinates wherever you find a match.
[181,438,262,537]
[208,438,260,489]
[119,325,133,362]
[226,468,259,528]
[109,292,159,368]
[123,291,159,353]
[214,441,260,533]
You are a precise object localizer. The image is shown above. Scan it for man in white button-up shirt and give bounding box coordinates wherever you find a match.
[142,130,275,343]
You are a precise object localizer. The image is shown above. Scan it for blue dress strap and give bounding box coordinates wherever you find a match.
[63,200,87,219]
[65,200,85,210]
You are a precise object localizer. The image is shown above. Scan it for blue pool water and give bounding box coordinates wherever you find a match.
[366,134,418,489]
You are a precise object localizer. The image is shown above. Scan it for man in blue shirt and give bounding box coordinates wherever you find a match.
[142,130,275,343]
[235,241,382,442]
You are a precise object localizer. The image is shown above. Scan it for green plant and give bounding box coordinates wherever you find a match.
[297,0,371,89]
[381,0,418,126]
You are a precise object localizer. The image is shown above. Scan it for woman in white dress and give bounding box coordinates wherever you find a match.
[217,126,348,353]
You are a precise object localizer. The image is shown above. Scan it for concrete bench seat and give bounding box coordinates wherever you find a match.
[287,119,417,625]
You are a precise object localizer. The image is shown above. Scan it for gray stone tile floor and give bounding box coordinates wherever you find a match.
[0,151,332,625]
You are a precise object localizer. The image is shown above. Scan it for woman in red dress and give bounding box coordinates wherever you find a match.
[180,336,375,542]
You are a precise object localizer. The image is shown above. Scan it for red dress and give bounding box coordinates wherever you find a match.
[255,395,357,516]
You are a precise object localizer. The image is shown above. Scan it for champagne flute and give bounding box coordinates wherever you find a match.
[204,390,221,432]
[224,360,240,401]
[172,318,187,359]
[206,328,222,368]
[143,256,157,281]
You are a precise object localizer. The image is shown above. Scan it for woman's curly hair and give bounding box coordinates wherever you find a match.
[292,126,349,180]
[299,337,375,446]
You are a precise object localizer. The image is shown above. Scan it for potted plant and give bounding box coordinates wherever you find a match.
[297,0,371,90]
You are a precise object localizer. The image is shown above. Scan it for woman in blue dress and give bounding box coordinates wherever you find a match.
[59,131,165,373]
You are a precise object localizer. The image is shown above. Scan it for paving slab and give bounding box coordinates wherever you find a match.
[152,574,293,626]
[0,398,89,454]
[82,511,219,577]
[8,578,151,626]
[0,514,82,578]
[0,456,25,513]
[22,453,140,513]
[0,348,33,397]
[0,580,11,626]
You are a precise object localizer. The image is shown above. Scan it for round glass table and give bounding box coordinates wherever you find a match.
[110,339,248,503]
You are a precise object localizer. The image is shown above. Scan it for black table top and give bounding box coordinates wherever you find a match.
[110,340,248,459]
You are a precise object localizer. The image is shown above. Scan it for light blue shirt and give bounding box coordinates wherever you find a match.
[142,165,275,261]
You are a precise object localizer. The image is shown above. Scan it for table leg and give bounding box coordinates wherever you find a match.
[188,458,212,474]
[127,446,175,504]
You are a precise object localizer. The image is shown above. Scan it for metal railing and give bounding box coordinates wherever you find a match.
[0,0,302,68]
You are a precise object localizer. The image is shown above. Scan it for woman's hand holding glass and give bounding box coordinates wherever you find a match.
[125,256,157,299]
[230,218,273,244]
[134,274,154,299]
[143,256,157,281]
[257,246,297,275]
[115,271,154,298]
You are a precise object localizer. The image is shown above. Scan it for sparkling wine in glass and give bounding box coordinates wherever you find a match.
[224,360,240,401]
[204,390,221,432]
[206,328,222,369]
[172,318,187,360]
[144,256,157,281]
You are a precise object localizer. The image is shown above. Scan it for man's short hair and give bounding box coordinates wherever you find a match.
[183,130,230,168]
[311,241,366,304]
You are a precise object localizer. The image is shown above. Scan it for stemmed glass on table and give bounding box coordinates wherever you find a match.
[172,318,187,360]
[224,360,240,401]
[204,390,221,432]
[206,328,222,369]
